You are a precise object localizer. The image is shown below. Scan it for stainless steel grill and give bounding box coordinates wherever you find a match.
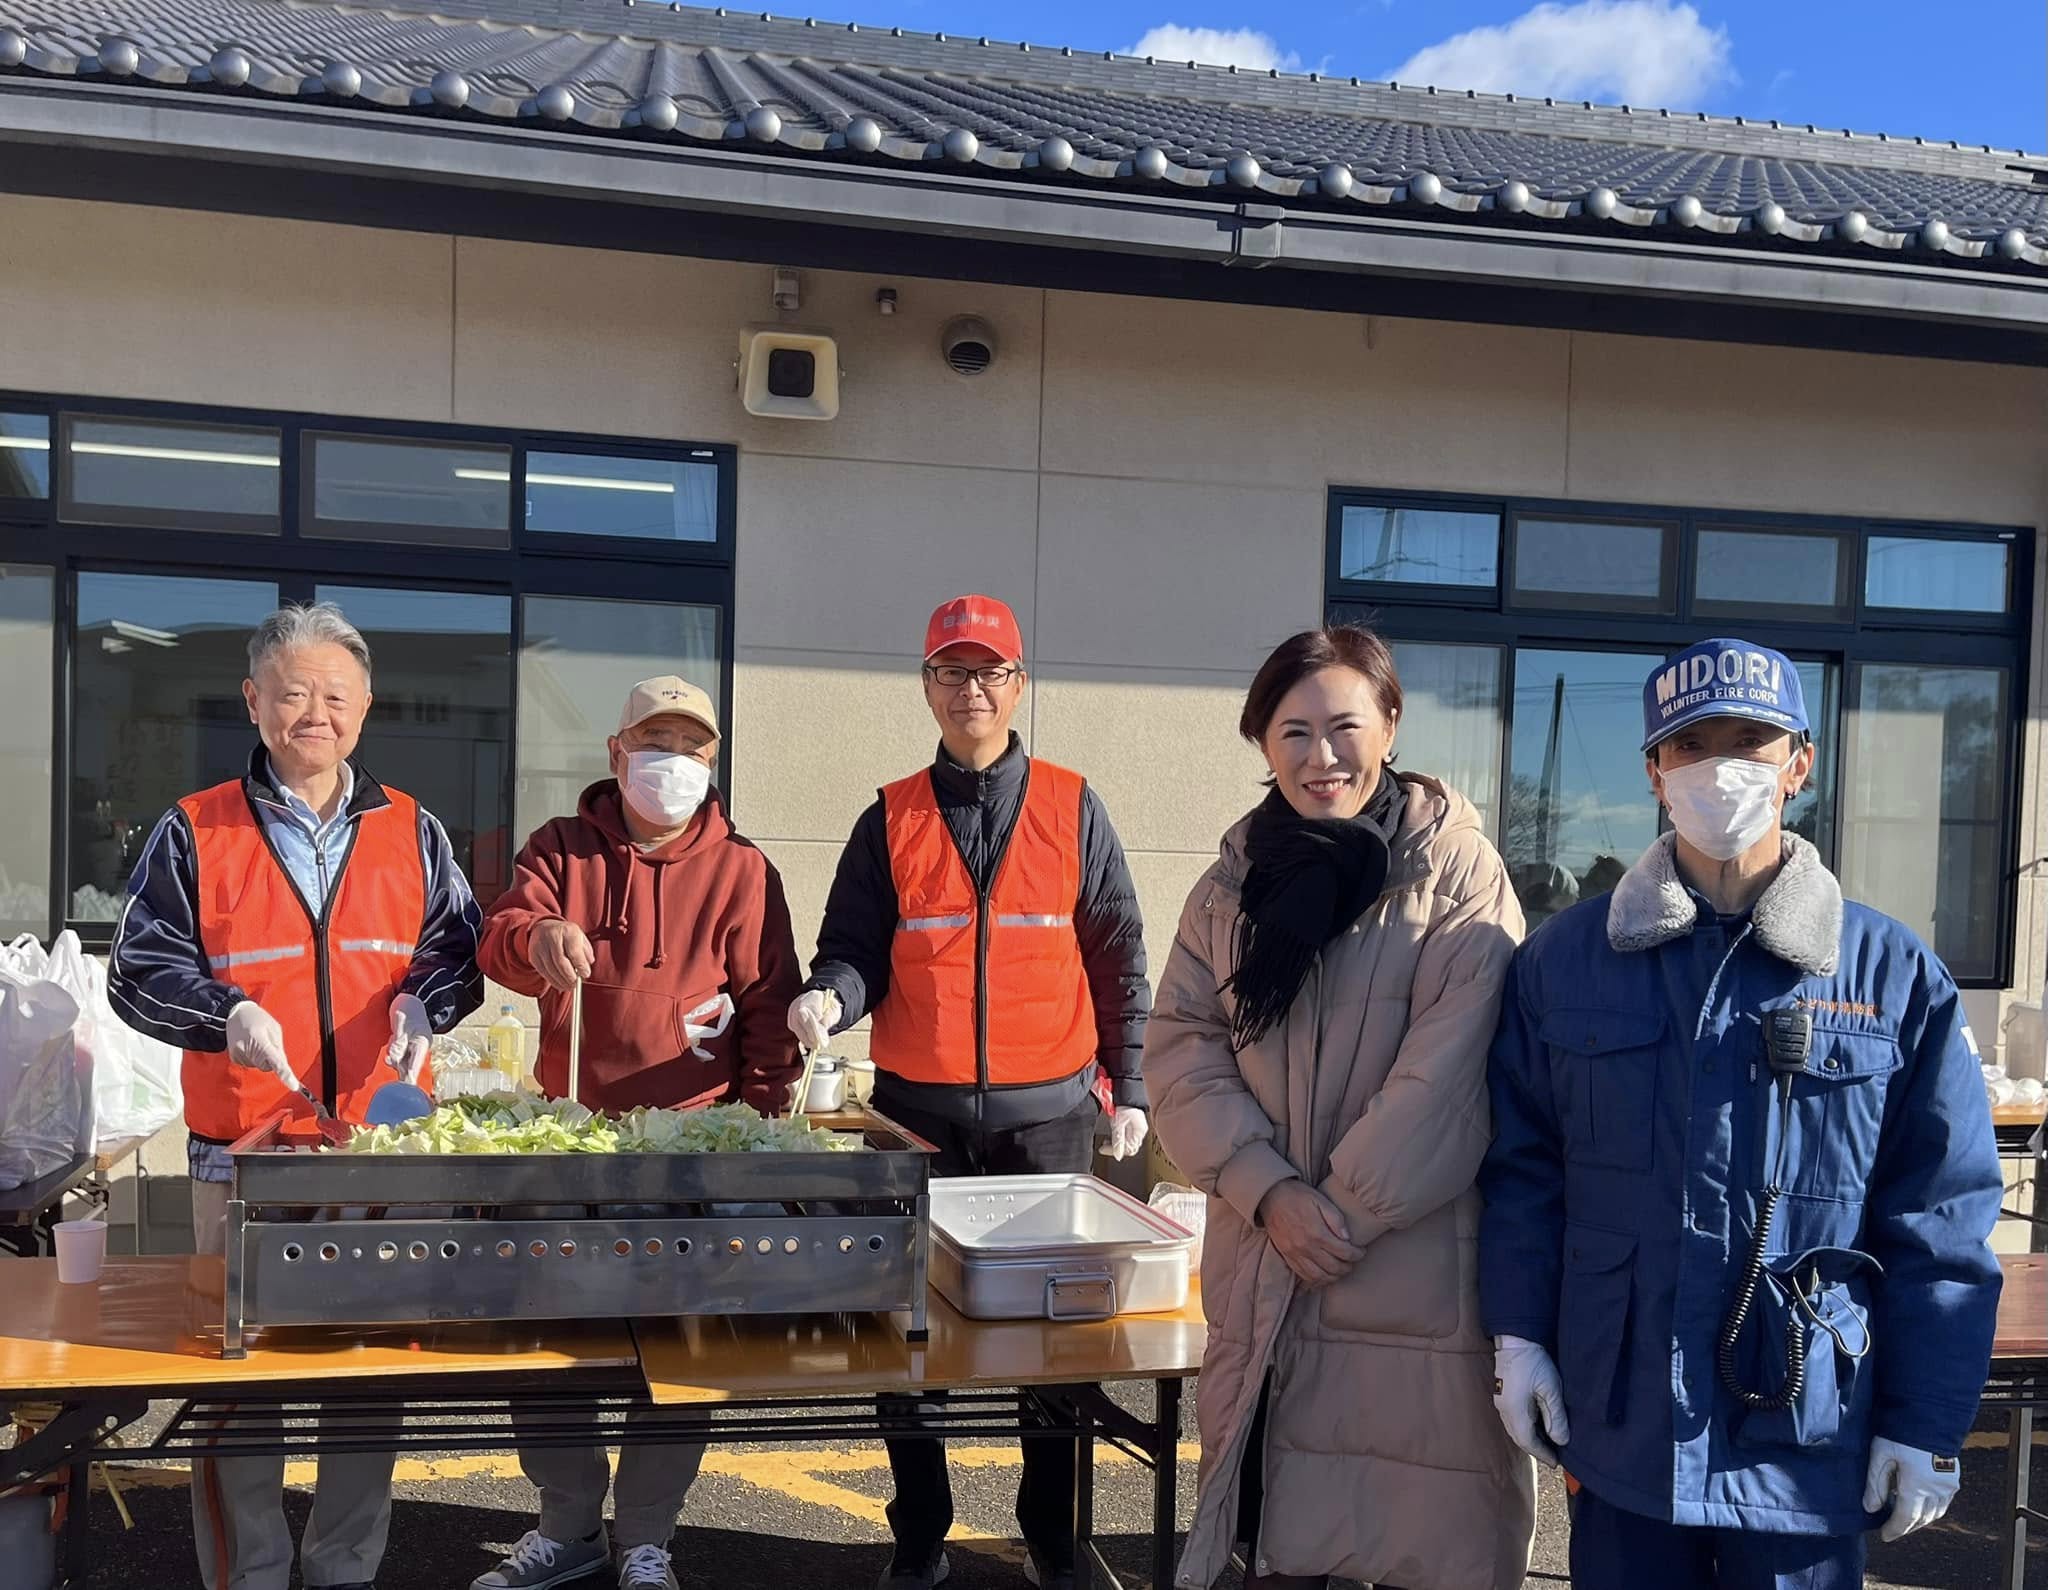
[220,1108,934,1357]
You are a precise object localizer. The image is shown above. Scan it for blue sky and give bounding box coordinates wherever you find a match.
[833,0,2046,155]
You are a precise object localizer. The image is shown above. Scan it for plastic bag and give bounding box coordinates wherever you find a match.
[1148,1181,1206,1267]
[2005,1001,2046,1084]
[38,932,182,1150]
[0,955,88,1191]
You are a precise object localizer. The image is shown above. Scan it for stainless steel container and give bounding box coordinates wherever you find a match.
[927,1173,1193,1322]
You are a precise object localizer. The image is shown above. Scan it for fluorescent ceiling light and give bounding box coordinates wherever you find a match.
[455,468,675,495]
[110,619,179,648]
[72,441,279,467]
[0,436,50,451]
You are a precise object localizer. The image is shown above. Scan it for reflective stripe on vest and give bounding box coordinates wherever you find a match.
[178,776,429,1140]
[337,938,418,957]
[208,944,308,975]
[872,759,1096,1090]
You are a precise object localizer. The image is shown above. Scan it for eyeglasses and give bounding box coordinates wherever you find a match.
[923,663,1021,689]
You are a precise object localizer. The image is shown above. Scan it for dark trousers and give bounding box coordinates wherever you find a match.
[880,1096,1100,1566]
[1569,1487,1867,1590]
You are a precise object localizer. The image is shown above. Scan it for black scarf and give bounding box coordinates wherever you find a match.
[1223,773,1399,1051]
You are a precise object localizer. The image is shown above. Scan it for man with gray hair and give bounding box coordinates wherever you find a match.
[111,599,482,1590]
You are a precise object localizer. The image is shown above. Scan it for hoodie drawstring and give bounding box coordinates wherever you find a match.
[648,862,668,969]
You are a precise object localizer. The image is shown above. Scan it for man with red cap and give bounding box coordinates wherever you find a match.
[789,594,1151,1590]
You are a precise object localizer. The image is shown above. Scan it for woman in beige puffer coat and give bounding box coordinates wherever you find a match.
[1145,627,1536,1590]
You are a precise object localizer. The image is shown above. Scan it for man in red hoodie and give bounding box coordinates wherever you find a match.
[473,674,801,1590]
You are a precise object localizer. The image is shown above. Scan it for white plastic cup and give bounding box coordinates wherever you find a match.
[53,1218,107,1284]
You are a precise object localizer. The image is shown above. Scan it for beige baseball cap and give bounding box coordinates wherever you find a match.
[617,675,719,742]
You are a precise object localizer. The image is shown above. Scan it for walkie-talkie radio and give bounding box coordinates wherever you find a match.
[1717,1008,1839,1411]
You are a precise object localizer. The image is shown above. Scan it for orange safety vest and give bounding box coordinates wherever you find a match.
[178,777,430,1141]
[872,759,1096,1089]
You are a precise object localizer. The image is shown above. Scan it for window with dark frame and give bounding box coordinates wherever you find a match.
[0,392,738,944]
[1327,490,2029,986]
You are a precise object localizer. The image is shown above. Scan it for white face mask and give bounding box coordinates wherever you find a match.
[1657,755,1787,861]
[621,750,711,828]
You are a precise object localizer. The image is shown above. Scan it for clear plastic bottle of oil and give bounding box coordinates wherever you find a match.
[485,1004,527,1091]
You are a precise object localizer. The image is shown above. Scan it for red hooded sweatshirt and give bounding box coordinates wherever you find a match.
[479,781,802,1113]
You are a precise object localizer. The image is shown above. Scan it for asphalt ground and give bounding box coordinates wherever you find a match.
[47,1393,2048,1590]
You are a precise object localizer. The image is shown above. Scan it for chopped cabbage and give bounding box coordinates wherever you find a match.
[346,1095,862,1156]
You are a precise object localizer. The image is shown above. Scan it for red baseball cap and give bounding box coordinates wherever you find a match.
[923,595,1024,663]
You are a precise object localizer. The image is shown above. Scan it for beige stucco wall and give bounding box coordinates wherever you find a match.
[4,190,2046,1088]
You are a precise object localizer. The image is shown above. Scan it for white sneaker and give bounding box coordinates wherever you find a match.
[616,1545,680,1590]
[471,1528,611,1589]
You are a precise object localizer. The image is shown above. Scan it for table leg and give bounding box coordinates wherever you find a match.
[1152,1378,1181,1590]
[2007,1397,2034,1590]
[61,1459,87,1588]
[1072,1391,1098,1590]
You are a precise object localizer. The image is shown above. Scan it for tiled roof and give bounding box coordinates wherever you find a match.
[4,0,2046,272]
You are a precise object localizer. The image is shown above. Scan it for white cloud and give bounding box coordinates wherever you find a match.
[1128,24,1300,72]
[1386,0,1733,109]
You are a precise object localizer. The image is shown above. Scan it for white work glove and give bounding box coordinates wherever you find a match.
[1864,1436,1960,1543]
[1492,1335,1571,1469]
[385,992,432,1083]
[224,1001,289,1075]
[787,989,841,1052]
[1102,1107,1150,1161]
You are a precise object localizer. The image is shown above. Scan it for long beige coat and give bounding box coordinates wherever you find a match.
[1145,775,1536,1590]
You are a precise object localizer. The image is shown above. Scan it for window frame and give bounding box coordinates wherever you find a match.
[1506,510,1681,617]
[299,429,515,550]
[59,412,285,536]
[1327,485,2032,988]
[0,389,738,950]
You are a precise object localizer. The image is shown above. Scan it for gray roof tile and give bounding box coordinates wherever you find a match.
[2,0,2045,270]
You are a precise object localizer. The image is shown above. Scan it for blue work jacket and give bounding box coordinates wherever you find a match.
[1478,834,2002,1535]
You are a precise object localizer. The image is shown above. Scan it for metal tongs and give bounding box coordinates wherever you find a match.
[266,1051,332,1121]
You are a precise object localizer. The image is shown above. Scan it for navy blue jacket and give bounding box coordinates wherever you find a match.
[109,750,484,1070]
[1479,833,2001,1535]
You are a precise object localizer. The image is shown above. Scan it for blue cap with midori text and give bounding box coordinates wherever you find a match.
[1641,638,1807,751]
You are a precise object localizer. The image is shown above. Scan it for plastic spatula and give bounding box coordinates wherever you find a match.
[365,1034,434,1127]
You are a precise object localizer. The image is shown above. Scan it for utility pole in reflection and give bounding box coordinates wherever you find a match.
[1536,672,1564,865]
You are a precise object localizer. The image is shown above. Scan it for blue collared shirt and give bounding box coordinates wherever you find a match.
[257,756,356,914]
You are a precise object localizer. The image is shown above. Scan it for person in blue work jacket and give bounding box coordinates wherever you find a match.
[1478,636,2003,1589]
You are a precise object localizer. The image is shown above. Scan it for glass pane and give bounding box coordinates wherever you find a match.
[517,596,723,851]
[71,573,280,920]
[1338,505,1498,588]
[64,416,281,531]
[1696,529,1850,621]
[1841,664,2007,981]
[1782,660,1840,864]
[307,435,511,548]
[1506,647,1668,928]
[1389,641,1502,832]
[525,453,720,543]
[1512,518,1675,613]
[314,586,512,906]
[1865,536,2009,614]
[0,567,53,937]
[0,414,51,501]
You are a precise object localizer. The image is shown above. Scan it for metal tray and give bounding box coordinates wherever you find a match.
[216,1107,936,1356]
[927,1174,1193,1322]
